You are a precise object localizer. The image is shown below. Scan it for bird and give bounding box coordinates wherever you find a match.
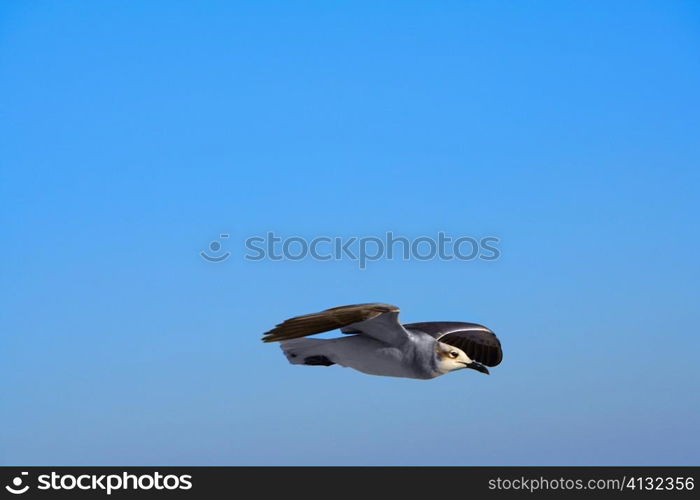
[262,303,502,379]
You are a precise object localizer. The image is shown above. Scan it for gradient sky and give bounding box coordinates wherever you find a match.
[1,1,699,465]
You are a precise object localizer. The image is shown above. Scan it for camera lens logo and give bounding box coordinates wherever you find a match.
[5,472,29,495]
[200,234,230,262]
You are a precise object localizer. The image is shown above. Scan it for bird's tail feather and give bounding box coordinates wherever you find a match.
[280,338,334,366]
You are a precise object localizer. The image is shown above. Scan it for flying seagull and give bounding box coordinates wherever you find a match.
[262,303,502,379]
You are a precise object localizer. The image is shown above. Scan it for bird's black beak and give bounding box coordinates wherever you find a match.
[465,362,490,375]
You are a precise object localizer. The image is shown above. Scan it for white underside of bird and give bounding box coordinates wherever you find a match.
[262,303,502,380]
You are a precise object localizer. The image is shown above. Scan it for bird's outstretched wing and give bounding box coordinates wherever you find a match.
[262,303,409,346]
[405,321,503,367]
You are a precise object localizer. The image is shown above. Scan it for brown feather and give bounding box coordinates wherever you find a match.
[261,303,399,343]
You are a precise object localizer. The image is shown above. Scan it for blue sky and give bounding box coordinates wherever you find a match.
[1,1,699,465]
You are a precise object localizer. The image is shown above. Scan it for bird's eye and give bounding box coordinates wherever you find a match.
[449,351,458,358]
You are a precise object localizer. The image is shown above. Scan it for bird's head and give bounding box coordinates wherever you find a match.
[435,342,490,375]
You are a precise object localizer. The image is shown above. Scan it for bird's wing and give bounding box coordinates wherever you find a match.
[262,303,410,346]
[404,321,503,367]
